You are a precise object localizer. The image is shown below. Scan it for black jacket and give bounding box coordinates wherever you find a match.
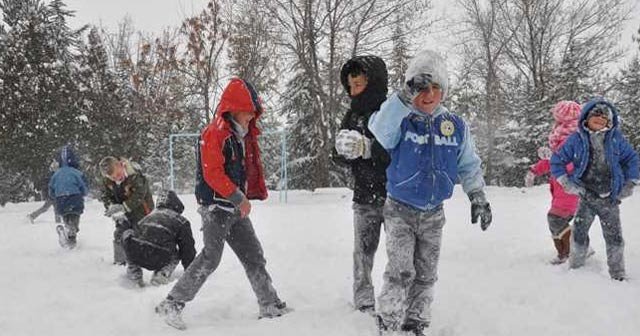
[335,55,390,206]
[122,190,196,271]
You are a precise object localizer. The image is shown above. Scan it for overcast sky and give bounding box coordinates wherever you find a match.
[62,0,640,68]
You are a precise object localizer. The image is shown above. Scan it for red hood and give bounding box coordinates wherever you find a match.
[214,78,264,135]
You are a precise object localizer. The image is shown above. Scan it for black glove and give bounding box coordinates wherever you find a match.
[398,73,434,106]
[469,190,492,231]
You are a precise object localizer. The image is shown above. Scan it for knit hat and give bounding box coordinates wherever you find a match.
[405,50,449,100]
[548,101,580,152]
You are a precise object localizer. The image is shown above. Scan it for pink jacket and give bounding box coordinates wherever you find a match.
[529,159,578,218]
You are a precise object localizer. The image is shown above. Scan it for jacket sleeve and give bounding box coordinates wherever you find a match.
[530,159,550,176]
[99,178,115,209]
[617,133,640,182]
[77,172,88,197]
[368,93,411,150]
[550,136,576,178]
[200,127,242,201]
[456,120,485,194]
[48,174,56,199]
[176,216,196,269]
[122,174,152,214]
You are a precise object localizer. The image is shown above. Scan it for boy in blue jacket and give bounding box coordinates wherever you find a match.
[368,50,492,336]
[49,145,88,249]
[551,99,639,281]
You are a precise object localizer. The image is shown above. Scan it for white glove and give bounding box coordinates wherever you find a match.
[335,129,372,160]
[524,171,535,188]
[557,175,585,196]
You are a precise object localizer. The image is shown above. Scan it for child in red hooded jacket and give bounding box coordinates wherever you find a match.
[155,78,287,330]
[524,101,581,264]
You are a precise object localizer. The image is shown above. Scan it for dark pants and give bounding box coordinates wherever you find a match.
[168,206,280,307]
[63,214,80,236]
[352,203,384,309]
[570,196,625,279]
[29,198,61,223]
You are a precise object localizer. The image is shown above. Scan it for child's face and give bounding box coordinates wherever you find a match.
[231,111,255,130]
[107,163,126,183]
[413,83,442,114]
[347,74,368,97]
[586,114,609,132]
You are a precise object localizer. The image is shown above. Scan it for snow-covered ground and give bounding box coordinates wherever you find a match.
[1,186,639,336]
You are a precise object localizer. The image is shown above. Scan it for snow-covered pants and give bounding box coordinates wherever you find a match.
[168,206,280,307]
[377,198,445,328]
[29,198,61,222]
[63,214,80,236]
[352,203,384,309]
[547,213,572,237]
[570,196,625,279]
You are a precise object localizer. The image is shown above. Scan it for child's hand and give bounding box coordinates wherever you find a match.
[469,190,492,231]
[335,130,371,160]
[105,204,125,217]
[239,198,252,218]
[557,175,585,196]
[398,74,433,107]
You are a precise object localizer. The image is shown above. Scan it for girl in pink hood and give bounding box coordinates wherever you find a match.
[524,101,580,264]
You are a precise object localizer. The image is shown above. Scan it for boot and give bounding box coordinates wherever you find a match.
[155,298,186,330]
[550,227,571,265]
[401,318,428,336]
[258,300,291,319]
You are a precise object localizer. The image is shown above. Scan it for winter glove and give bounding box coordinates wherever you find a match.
[556,175,585,196]
[398,73,434,107]
[105,203,126,220]
[335,129,372,160]
[524,171,535,188]
[469,190,492,231]
[618,181,635,200]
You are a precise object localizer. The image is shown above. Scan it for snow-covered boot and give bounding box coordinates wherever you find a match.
[67,234,77,249]
[56,225,69,248]
[401,319,428,336]
[27,214,35,224]
[155,298,186,330]
[150,270,171,286]
[550,227,571,265]
[258,300,291,319]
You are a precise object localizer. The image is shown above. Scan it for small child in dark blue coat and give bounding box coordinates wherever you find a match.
[49,145,88,249]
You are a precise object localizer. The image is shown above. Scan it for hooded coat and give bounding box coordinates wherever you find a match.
[122,190,196,271]
[195,78,268,208]
[335,55,390,206]
[49,145,87,215]
[551,99,639,201]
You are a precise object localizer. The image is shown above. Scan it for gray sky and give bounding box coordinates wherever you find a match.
[63,0,640,68]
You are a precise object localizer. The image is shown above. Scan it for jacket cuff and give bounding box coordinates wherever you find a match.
[228,189,246,206]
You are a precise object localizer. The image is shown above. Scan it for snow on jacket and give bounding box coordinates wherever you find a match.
[334,55,390,206]
[100,159,154,225]
[548,101,581,152]
[195,78,268,209]
[529,159,578,218]
[368,93,485,210]
[49,145,87,215]
[551,99,640,201]
[122,190,196,271]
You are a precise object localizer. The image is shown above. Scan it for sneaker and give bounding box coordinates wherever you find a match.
[150,271,171,286]
[155,299,186,330]
[258,300,291,319]
[401,319,428,336]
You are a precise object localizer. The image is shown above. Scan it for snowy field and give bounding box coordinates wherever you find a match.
[1,186,640,336]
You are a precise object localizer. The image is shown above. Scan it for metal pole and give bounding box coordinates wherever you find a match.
[169,135,175,190]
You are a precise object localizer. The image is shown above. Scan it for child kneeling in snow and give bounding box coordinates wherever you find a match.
[120,189,196,286]
[551,99,639,281]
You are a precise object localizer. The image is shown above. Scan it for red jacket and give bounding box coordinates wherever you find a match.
[529,159,578,218]
[196,78,268,205]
